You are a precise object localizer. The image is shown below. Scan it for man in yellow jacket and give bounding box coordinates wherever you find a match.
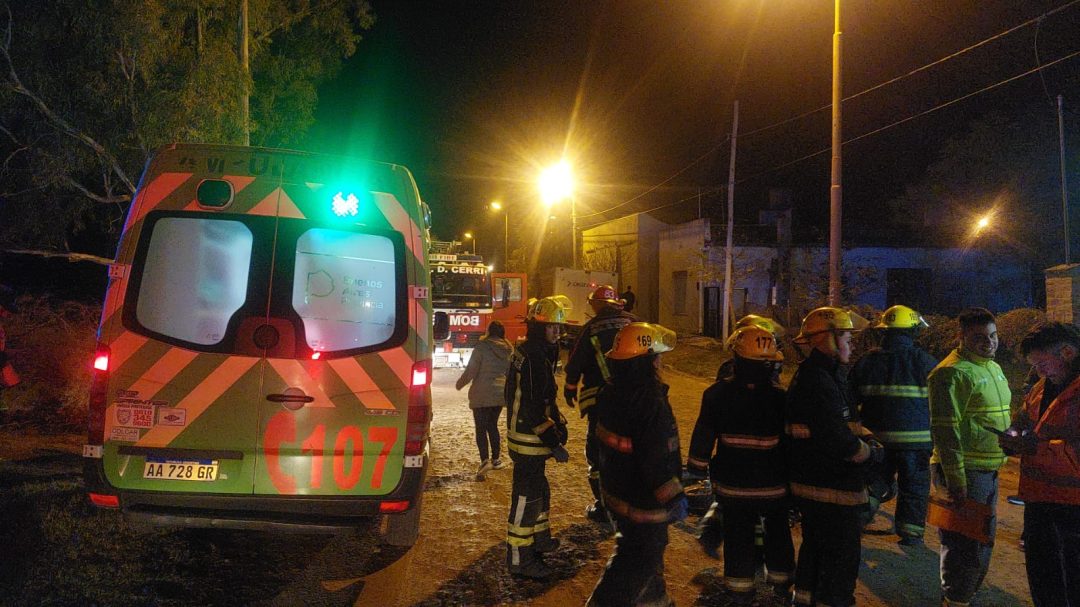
[928,307,1012,607]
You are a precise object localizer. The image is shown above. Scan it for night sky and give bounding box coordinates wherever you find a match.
[306,1,1080,262]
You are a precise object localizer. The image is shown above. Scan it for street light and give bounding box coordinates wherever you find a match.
[489,201,508,269]
[463,231,475,254]
[539,160,577,267]
[828,0,843,306]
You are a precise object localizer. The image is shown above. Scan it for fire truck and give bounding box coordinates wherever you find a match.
[430,241,493,367]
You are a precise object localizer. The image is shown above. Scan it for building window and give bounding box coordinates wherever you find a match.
[673,271,688,315]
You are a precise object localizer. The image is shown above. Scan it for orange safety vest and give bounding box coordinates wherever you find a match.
[1018,375,1080,506]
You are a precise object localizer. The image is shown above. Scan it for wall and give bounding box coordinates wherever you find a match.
[657,219,708,334]
[1045,263,1080,324]
[582,214,665,322]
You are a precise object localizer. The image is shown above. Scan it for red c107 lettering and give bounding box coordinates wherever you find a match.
[263,411,400,493]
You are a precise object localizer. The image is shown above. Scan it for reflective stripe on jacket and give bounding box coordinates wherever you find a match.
[929,347,1011,491]
[595,379,683,519]
[849,333,937,450]
[1016,375,1080,505]
[785,349,869,505]
[563,308,636,415]
[506,338,561,456]
[688,374,788,500]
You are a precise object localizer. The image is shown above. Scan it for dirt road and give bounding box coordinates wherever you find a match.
[0,364,1033,606]
[353,365,1032,606]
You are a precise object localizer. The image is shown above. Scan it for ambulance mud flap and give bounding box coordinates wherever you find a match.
[379,486,422,547]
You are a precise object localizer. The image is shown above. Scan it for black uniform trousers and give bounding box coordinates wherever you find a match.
[866,448,930,538]
[1024,502,1080,607]
[588,517,670,606]
[506,453,551,567]
[585,411,602,506]
[792,499,862,607]
[722,497,795,596]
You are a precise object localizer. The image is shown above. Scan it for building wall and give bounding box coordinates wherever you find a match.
[582,214,665,322]
[657,221,1034,335]
[1045,263,1080,324]
[657,219,708,334]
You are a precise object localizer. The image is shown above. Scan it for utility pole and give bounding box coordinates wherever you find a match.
[722,101,739,343]
[828,0,843,306]
[1059,94,1070,264]
[240,0,250,146]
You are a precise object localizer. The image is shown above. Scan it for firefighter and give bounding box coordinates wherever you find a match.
[848,304,938,545]
[716,314,787,382]
[587,322,687,606]
[687,325,794,603]
[699,314,787,556]
[505,295,572,579]
[786,307,884,607]
[564,284,637,525]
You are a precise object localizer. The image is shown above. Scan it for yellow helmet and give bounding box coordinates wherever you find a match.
[794,307,869,342]
[606,322,677,360]
[734,314,786,338]
[725,314,786,349]
[875,304,929,329]
[527,295,572,324]
[729,326,784,362]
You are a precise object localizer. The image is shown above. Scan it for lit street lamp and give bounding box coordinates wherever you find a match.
[539,160,577,267]
[489,201,508,269]
[463,231,475,254]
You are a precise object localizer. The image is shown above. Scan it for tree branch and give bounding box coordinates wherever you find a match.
[0,5,137,195]
[4,249,114,266]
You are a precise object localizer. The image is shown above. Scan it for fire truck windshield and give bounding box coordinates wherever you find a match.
[431,269,492,309]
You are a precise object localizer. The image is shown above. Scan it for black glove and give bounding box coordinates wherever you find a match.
[867,439,886,465]
[563,386,577,408]
[551,445,570,463]
[665,494,689,522]
[554,412,569,446]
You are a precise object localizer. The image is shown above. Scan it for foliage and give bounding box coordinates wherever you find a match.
[1,295,100,428]
[0,0,375,252]
[885,104,1078,265]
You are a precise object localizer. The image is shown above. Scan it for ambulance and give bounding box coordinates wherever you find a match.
[82,144,445,546]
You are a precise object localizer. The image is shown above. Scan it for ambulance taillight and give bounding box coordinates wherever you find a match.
[87,345,111,445]
[404,360,432,455]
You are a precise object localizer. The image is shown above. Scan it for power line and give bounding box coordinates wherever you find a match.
[575,136,728,219]
[583,1,1080,221]
[584,46,1080,227]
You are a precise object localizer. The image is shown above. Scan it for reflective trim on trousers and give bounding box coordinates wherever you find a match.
[790,482,868,506]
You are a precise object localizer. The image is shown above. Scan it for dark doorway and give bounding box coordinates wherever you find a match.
[703,286,721,338]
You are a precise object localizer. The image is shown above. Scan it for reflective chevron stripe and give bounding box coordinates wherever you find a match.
[858,384,928,398]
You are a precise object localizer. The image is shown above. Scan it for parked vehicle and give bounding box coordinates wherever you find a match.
[82,143,438,546]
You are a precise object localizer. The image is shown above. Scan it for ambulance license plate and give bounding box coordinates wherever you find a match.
[143,459,218,481]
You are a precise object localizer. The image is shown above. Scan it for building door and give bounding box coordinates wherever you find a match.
[703,286,721,338]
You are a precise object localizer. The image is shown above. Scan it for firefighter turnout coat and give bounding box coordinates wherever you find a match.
[595,379,684,522]
[688,367,788,500]
[506,338,565,456]
[786,349,872,506]
[564,307,637,415]
[849,332,938,450]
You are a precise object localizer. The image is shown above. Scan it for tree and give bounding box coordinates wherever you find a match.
[0,0,374,254]
[884,100,1079,267]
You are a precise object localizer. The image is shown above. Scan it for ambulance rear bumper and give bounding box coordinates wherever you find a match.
[83,457,427,533]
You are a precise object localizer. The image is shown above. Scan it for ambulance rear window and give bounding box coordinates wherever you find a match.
[135,218,253,345]
[292,229,398,352]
